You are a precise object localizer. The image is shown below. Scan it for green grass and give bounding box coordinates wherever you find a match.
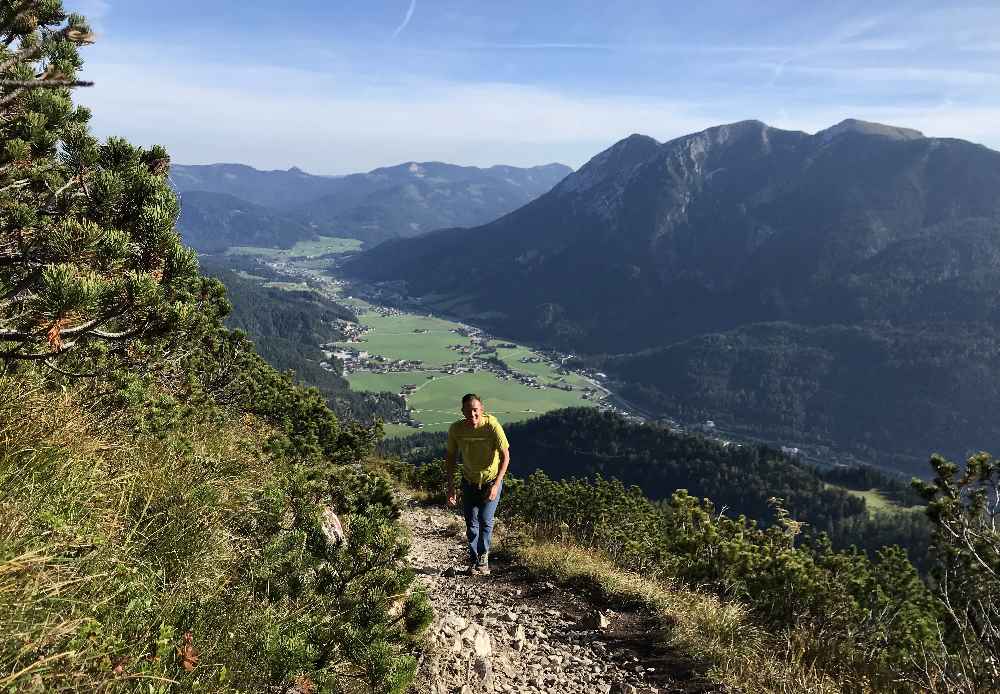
[848,488,922,515]
[263,281,311,291]
[350,370,593,432]
[346,370,438,394]
[826,484,922,516]
[333,305,601,434]
[383,422,422,438]
[226,235,361,258]
[398,371,592,432]
[336,312,472,368]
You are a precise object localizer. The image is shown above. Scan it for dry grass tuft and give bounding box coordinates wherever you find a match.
[506,538,845,694]
[0,372,280,690]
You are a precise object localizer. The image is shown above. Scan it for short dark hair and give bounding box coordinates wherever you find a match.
[461,393,482,406]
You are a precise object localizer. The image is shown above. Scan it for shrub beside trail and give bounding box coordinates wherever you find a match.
[0,2,431,690]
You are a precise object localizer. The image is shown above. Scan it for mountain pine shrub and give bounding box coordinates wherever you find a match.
[393,457,964,691]
[0,1,216,367]
[914,452,1000,692]
[0,2,431,690]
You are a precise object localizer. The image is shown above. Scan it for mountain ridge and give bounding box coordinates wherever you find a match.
[171,159,572,250]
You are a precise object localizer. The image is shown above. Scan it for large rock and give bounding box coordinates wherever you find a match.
[319,507,345,547]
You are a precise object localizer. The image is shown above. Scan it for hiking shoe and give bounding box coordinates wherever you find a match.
[474,554,490,576]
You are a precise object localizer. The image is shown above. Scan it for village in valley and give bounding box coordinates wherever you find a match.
[228,250,818,455]
[323,303,612,430]
[245,255,620,434]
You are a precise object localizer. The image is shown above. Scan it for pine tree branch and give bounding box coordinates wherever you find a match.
[0,78,93,108]
[91,323,150,341]
[0,327,33,341]
[0,339,79,360]
[42,357,96,378]
[0,78,93,88]
[0,1,35,42]
[0,39,43,74]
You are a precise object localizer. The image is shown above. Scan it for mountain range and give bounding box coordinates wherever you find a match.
[345,119,1000,474]
[171,160,571,251]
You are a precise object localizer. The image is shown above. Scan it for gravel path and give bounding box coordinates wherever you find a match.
[402,495,730,694]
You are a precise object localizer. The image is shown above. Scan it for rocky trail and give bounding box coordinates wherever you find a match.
[401,495,730,694]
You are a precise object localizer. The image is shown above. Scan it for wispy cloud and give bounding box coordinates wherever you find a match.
[391,0,417,40]
[72,2,1000,172]
[759,63,1000,88]
[78,59,711,171]
[472,42,613,50]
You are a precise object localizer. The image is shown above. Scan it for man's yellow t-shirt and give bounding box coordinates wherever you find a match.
[447,413,509,486]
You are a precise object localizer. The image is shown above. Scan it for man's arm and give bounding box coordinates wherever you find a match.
[489,446,510,501]
[445,449,457,507]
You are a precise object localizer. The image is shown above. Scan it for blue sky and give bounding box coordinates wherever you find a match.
[74,1,1000,173]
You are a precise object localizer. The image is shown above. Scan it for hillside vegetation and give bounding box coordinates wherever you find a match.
[387,438,1000,692]
[0,5,428,690]
[381,409,932,566]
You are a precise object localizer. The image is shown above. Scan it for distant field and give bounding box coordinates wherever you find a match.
[830,485,923,516]
[226,235,361,258]
[347,370,437,393]
[401,371,592,433]
[338,310,598,434]
[337,312,472,367]
[263,281,310,291]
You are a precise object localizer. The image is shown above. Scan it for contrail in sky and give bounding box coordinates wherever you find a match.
[391,0,417,39]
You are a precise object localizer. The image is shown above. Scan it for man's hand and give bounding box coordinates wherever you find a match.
[446,486,457,507]
[488,481,501,501]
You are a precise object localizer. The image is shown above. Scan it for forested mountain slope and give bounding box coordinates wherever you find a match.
[175,190,315,252]
[171,160,571,248]
[349,119,1000,472]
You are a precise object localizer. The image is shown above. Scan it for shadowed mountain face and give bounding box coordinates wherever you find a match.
[345,119,1000,472]
[347,119,1000,350]
[175,190,315,253]
[171,161,572,249]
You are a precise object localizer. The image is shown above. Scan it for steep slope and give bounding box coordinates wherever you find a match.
[402,495,723,693]
[202,261,408,424]
[347,119,1000,350]
[605,321,1000,474]
[175,190,316,252]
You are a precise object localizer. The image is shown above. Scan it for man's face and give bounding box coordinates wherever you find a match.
[462,399,483,426]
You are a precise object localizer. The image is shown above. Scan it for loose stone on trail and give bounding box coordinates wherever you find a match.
[400,492,729,694]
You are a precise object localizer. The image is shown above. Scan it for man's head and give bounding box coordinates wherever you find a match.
[461,393,483,426]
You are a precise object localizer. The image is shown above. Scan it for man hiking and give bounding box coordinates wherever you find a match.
[445,393,510,576]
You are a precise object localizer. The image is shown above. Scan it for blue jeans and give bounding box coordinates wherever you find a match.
[462,478,503,563]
